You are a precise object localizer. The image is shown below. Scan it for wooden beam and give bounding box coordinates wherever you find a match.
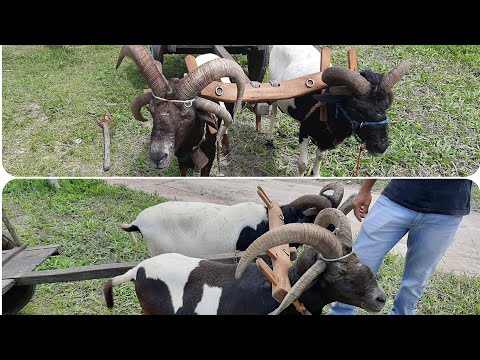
[2,207,22,246]
[348,48,358,71]
[3,245,61,279]
[321,47,332,71]
[2,244,28,265]
[6,249,287,286]
[197,72,326,103]
[144,71,326,103]
[213,45,234,60]
[10,262,141,286]
[184,55,198,73]
[256,258,278,285]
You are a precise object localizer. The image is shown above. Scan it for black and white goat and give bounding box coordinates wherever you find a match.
[121,182,350,257]
[267,45,411,176]
[104,208,386,315]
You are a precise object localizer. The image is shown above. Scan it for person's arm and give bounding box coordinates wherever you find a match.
[354,179,377,222]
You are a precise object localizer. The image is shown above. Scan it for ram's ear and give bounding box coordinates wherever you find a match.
[303,208,319,217]
[294,246,319,275]
[387,90,394,106]
[196,112,218,129]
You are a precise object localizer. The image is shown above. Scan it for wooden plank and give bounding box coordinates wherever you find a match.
[2,279,16,294]
[184,54,198,73]
[256,258,278,285]
[319,47,332,123]
[266,201,291,302]
[348,48,358,71]
[213,45,235,60]
[2,244,61,255]
[9,249,279,286]
[143,73,327,102]
[197,72,326,103]
[2,246,60,279]
[11,262,140,286]
[202,250,275,264]
[2,244,28,265]
[321,48,332,71]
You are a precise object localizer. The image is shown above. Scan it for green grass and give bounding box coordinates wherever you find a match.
[2,179,165,315]
[330,252,480,315]
[3,45,479,176]
[3,179,479,314]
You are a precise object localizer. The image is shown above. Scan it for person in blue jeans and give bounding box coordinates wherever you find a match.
[329,179,472,315]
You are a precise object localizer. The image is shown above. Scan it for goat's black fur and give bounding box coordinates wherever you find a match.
[286,69,391,158]
[235,204,320,251]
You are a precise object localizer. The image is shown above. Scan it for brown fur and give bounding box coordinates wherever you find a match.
[103,280,114,308]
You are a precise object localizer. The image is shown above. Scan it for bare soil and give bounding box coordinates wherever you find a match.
[106,178,480,276]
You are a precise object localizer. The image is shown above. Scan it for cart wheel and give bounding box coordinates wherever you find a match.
[247,46,269,82]
[151,45,165,63]
[3,284,36,315]
[2,232,35,314]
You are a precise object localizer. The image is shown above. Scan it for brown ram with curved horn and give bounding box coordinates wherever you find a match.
[268,209,353,315]
[116,45,246,175]
[235,223,343,279]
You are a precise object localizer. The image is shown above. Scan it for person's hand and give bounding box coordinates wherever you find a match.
[353,190,372,222]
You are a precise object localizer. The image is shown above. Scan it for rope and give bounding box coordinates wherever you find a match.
[151,93,195,108]
[303,101,325,121]
[216,138,221,175]
[355,145,366,176]
[192,123,207,151]
[335,103,389,144]
[97,112,112,128]
[317,248,355,262]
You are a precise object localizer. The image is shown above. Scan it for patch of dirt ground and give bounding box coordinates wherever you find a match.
[106,178,480,276]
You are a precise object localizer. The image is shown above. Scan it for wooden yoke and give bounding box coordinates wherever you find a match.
[347,48,366,177]
[184,54,198,73]
[179,55,328,103]
[319,48,332,122]
[256,186,310,315]
[347,48,358,71]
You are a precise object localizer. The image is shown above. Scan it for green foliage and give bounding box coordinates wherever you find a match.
[2,179,166,314]
[3,45,479,176]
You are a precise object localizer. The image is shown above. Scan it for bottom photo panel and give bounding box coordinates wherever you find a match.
[2,178,479,315]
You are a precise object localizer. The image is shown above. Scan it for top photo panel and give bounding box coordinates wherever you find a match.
[2,45,479,177]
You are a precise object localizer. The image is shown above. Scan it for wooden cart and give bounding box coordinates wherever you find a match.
[150,45,269,82]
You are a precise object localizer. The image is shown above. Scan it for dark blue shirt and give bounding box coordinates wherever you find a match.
[382,179,472,216]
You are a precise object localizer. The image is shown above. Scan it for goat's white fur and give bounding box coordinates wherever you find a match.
[194,284,223,315]
[123,201,268,257]
[268,45,326,176]
[110,253,202,313]
[298,137,309,176]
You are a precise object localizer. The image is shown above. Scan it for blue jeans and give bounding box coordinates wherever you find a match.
[329,195,463,315]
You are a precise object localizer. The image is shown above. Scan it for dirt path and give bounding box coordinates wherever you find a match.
[106,179,480,276]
